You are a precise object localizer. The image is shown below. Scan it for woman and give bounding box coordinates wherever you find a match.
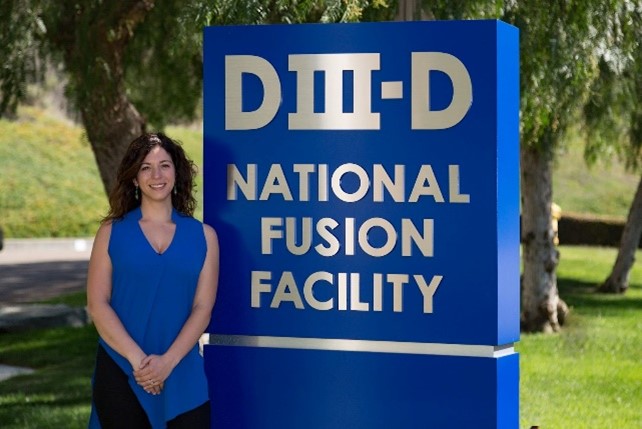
[87,133,219,428]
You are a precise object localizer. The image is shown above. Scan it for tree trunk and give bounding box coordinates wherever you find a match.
[47,1,154,194]
[598,173,642,293]
[80,92,146,195]
[395,0,419,20]
[520,145,567,333]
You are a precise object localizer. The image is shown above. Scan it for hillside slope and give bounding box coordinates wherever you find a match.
[0,107,638,237]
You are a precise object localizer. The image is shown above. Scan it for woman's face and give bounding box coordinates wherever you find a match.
[134,145,176,203]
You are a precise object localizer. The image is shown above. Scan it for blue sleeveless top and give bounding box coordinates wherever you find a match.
[89,207,209,428]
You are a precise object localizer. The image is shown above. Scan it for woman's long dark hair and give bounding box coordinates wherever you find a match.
[103,133,197,221]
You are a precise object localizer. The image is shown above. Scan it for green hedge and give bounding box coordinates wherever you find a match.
[557,211,640,248]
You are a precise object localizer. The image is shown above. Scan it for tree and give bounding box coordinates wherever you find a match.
[506,1,614,332]
[420,0,620,332]
[44,1,155,194]
[0,0,46,116]
[582,2,642,294]
[1,0,187,193]
[0,0,391,194]
[2,0,629,331]
[602,177,642,293]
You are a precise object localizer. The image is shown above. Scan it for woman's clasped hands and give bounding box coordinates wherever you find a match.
[133,354,174,395]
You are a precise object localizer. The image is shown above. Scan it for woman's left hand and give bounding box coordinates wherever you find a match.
[133,354,174,393]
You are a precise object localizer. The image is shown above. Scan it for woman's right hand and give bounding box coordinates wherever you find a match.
[131,354,163,395]
[141,377,164,395]
[133,353,174,395]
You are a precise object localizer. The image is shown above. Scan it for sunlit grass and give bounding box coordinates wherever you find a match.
[553,133,639,218]
[0,107,106,237]
[0,109,205,237]
[0,247,639,428]
[519,246,642,429]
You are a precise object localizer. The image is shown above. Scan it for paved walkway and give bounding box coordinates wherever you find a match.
[0,238,93,382]
[0,238,92,303]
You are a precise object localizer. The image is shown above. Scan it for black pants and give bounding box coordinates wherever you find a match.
[93,344,210,428]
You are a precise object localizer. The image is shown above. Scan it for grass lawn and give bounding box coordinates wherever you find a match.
[0,246,640,428]
[0,326,98,428]
[0,107,106,238]
[519,246,642,428]
[0,109,205,238]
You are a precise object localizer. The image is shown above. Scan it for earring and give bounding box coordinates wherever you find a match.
[135,185,140,200]
[173,186,177,196]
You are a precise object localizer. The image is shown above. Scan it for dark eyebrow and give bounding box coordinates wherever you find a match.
[140,159,172,166]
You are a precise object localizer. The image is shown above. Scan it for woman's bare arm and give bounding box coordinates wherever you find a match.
[86,224,149,371]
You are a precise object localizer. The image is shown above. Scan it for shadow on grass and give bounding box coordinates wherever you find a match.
[0,370,92,407]
[558,277,642,312]
[0,325,97,427]
[0,325,98,367]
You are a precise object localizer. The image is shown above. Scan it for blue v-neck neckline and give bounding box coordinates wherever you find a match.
[134,207,178,256]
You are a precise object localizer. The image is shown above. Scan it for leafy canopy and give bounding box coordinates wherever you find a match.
[0,0,393,128]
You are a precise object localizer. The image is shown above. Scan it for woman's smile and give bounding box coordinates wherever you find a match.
[135,146,176,201]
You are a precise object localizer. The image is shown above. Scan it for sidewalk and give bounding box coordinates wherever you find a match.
[0,238,93,303]
[0,238,93,383]
[0,238,93,264]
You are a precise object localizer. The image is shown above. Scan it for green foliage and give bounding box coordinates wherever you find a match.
[1,0,395,128]
[0,0,47,115]
[38,1,160,123]
[121,0,389,129]
[425,1,623,155]
[506,1,618,153]
[582,1,642,171]
[123,1,207,129]
[202,0,389,25]
[420,0,504,20]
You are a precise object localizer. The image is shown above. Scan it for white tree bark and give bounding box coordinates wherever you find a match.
[520,146,565,332]
[599,174,642,293]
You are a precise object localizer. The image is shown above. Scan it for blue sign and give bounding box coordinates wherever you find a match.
[205,347,519,428]
[203,20,519,428]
